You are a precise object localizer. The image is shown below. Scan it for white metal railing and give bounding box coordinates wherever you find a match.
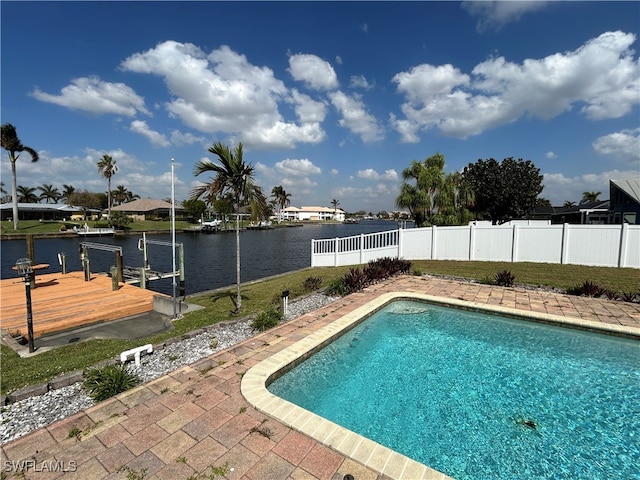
[311,223,640,269]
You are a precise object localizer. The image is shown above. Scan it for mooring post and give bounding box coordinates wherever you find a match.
[116,250,124,282]
[110,266,119,291]
[58,252,67,274]
[82,245,90,281]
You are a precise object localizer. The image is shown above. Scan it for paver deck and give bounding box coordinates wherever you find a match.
[2,275,639,479]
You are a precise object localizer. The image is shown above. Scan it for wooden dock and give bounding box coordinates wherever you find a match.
[0,271,164,339]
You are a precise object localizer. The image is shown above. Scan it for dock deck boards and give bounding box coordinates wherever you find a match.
[0,271,163,338]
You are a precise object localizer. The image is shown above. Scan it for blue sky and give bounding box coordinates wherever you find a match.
[2,1,639,214]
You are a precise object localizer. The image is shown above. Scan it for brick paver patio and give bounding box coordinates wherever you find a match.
[2,275,639,479]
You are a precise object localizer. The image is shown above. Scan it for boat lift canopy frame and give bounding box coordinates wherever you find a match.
[79,241,124,282]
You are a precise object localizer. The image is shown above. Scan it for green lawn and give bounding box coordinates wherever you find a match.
[1,261,638,395]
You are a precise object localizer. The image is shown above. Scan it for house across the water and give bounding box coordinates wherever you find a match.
[279,206,346,222]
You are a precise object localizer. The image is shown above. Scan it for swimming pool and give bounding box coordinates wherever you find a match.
[241,292,640,480]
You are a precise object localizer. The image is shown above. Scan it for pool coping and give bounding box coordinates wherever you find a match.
[241,291,640,480]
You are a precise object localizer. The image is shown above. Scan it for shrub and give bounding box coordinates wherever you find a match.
[494,270,515,287]
[302,276,323,292]
[344,267,368,293]
[620,291,638,303]
[252,306,281,331]
[566,280,605,297]
[83,364,140,402]
[325,278,349,296]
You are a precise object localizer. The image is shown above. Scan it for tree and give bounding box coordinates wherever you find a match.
[563,201,576,208]
[463,157,543,224]
[581,191,601,204]
[270,185,291,223]
[97,154,117,218]
[191,141,267,311]
[68,190,106,219]
[61,184,76,204]
[396,153,467,227]
[112,185,139,206]
[107,211,132,230]
[38,184,60,204]
[16,185,38,203]
[330,199,340,220]
[1,123,39,229]
[536,197,552,207]
[181,198,207,221]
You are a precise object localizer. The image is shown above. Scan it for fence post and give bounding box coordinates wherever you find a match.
[311,240,315,267]
[468,223,475,261]
[334,237,339,267]
[561,223,570,265]
[431,225,437,260]
[359,234,364,264]
[398,228,403,259]
[618,223,629,268]
[511,224,519,263]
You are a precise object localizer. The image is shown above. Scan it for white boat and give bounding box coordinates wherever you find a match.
[74,225,114,236]
[198,218,223,232]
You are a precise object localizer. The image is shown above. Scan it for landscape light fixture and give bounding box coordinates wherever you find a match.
[14,258,35,353]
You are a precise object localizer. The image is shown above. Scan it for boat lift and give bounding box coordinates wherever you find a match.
[131,232,185,296]
[79,235,184,295]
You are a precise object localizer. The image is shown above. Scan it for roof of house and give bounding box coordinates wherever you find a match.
[283,206,345,213]
[111,199,181,212]
[610,178,640,204]
[0,202,92,212]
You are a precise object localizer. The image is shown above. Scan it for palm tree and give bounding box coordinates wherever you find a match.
[61,184,76,204]
[16,185,38,203]
[563,201,576,208]
[191,141,267,311]
[581,191,601,204]
[271,185,291,223]
[97,154,117,217]
[38,184,61,204]
[330,199,340,220]
[1,123,39,229]
[112,185,134,206]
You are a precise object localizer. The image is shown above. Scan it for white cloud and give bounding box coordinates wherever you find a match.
[356,168,398,181]
[288,53,339,91]
[330,169,339,176]
[130,120,170,147]
[31,76,150,116]
[546,151,557,159]
[329,91,384,143]
[170,129,207,147]
[391,31,640,141]
[121,41,320,149]
[349,75,375,90]
[274,158,322,177]
[592,128,640,165]
[462,1,549,32]
[290,89,327,123]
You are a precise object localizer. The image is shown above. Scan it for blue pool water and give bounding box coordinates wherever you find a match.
[268,300,640,480]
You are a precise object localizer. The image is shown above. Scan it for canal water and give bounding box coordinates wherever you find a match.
[1,221,406,295]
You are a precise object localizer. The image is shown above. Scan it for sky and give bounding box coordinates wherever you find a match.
[1,1,639,214]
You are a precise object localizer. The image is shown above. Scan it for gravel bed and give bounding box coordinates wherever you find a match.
[0,293,338,444]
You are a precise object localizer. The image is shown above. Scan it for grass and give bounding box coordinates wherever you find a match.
[2,261,638,395]
[0,219,194,235]
[0,266,352,395]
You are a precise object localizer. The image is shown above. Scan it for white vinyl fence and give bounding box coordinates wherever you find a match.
[311,223,640,269]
